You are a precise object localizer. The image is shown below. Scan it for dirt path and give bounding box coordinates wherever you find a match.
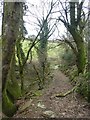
[14,70,90,118]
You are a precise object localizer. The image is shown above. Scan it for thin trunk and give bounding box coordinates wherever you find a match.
[16,40,24,92]
[70,2,75,27]
[37,19,49,89]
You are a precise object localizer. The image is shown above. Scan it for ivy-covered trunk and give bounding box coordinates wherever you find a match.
[38,38,48,89]
[37,18,49,89]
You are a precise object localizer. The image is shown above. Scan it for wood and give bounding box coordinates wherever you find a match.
[55,85,78,97]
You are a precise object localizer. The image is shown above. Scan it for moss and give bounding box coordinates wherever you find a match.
[34,90,42,96]
[76,39,86,74]
[7,80,21,100]
[2,89,17,117]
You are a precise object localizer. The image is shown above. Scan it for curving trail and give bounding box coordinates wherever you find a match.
[14,70,90,118]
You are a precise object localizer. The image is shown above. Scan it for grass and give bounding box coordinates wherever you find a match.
[17,40,65,65]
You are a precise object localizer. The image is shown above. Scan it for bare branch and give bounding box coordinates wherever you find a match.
[22,0,56,67]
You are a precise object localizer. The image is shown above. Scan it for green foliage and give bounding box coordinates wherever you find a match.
[58,46,76,76]
[65,67,89,100]
[67,66,78,81]
[61,48,75,66]
[59,48,89,100]
[21,40,30,56]
[76,73,88,98]
[48,42,64,59]
[34,90,42,96]
[64,66,89,100]
[17,40,38,61]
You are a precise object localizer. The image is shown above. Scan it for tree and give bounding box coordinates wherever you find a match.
[88,1,90,73]
[2,2,23,91]
[37,17,49,89]
[25,0,57,89]
[87,0,90,103]
[58,0,87,74]
[16,6,27,93]
[2,2,23,116]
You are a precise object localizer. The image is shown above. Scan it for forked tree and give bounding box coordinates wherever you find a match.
[58,0,87,74]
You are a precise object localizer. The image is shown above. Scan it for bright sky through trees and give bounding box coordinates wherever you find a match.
[24,0,88,39]
[0,0,88,38]
[24,0,66,39]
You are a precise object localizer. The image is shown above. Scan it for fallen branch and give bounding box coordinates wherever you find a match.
[55,85,78,97]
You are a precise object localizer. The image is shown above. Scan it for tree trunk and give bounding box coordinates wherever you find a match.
[38,39,48,89]
[88,3,90,72]
[69,27,86,74]
[87,1,90,103]
[2,2,23,116]
[7,51,21,100]
[16,40,25,92]
[68,2,86,74]
[2,2,22,91]
[76,40,86,74]
[37,19,49,89]
[70,2,75,26]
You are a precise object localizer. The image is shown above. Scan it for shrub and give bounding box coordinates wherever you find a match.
[76,73,88,99]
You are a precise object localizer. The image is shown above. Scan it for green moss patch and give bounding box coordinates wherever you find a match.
[2,89,17,117]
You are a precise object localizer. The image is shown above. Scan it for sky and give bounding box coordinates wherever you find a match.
[24,0,67,39]
[0,1,2,36]
[0,0,89,39]
[24,0,89,39]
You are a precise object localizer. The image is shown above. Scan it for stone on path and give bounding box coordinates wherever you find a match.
[19,99,33,113]
[43,110,56,118]
[37,102,46,109]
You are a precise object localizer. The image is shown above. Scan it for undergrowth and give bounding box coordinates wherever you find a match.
[59,48,89,101]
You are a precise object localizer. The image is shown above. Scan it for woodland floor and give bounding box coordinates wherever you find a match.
[13,66,90,118]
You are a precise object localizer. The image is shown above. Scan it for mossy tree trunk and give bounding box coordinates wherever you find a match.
[69,1,86,74]
[16,40,26,93]
[2,2,23,116]
[68,27,86,74]
[38,38,48,89]
[7,50,21,100]
[59,1,86,74]
[2,2,22,91]
[76,41,86,74]
[87,1,90,103]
